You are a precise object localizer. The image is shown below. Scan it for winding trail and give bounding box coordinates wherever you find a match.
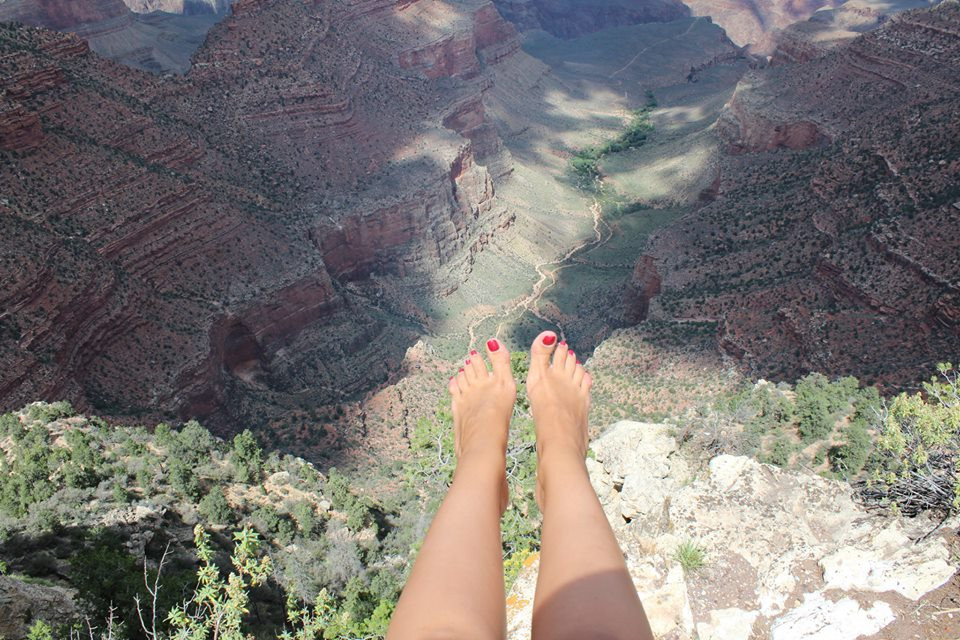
[466,198,614,349]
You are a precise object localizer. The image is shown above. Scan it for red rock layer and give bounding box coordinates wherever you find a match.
[0,0,523,430]
[637,2,960,385]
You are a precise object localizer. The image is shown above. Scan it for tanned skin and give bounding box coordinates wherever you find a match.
[387,331,653,640]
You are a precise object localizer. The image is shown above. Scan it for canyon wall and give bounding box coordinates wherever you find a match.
[0,0,527,432]
[635,1,960,385]
[491,0,690,37]
[0,0,223,72]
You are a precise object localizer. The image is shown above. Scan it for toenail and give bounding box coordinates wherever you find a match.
[487,339,500,351]
[568,349,575,356]
[543,335,556,346]
[577,360,582,365]
[465,359,471,365]
[459,367,464,372]
[470,349,478,356]
[559,340,567,346]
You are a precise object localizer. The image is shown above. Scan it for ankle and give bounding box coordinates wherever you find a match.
[537,445,587,483]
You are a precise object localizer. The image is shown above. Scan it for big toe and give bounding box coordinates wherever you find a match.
[485,338,511,379]
[529,330,558,372]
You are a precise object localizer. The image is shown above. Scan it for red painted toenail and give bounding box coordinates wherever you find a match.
[465,359,471,365]
[577,360,582,365]
[543,335,556,346]
[459,367,464,372]
[470,349,478,356]
[487,339,500,351]
[568,349,575,356]
[559,341,567,346]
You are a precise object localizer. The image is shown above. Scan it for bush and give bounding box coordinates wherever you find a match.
[27,401,75,424]
[199,486,234,524]
[863,363,960,515]
[231,429,263,484]
[830,423,871,477]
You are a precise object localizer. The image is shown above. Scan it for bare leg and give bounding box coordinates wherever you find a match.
[527,331,653,640]
[387,339,515,640]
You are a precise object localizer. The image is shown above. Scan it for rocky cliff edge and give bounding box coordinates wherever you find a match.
[507,421,957,639]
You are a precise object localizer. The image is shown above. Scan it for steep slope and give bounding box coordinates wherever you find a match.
[636,1,960,385]
[122,0,231,13]
[0,0,522,435]
[491,0,690,36]
[0,0,222,72]
[681,0,839,53]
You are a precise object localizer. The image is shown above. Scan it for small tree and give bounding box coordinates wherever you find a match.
[230,430,263,484]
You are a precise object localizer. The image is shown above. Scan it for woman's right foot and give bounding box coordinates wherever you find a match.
[525,330,592,508]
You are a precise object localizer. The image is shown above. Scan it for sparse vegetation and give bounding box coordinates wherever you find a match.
[675,540,707,573]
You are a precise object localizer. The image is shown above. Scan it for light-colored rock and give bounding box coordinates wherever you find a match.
[821,522,955,600]
[695,607,758,640]
[506,420,955,640]
[770,592,894,640]
[591,421,688,532]
[0,576,78,639]
[636,564,694,638]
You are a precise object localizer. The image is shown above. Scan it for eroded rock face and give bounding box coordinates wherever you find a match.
[0,0,524,431]
[506,421,956,639]
[0,577,78,639]
[122,0,231,14]
[491,0,690,38]
[639,2,960,386]
[0,0,223,73]
[681,0,838,54]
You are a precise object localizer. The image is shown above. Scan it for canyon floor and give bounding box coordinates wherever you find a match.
[287,15,751,469]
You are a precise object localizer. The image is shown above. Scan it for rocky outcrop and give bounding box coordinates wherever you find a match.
[681,0,839,54]
[491,0,690,38]
[625,255,662,323]
[0,106,44,151]
[0,577,78,639]
[0,0,224,73]
[122,0,232,14]
[506,421,957,639]
[640,2,960,385]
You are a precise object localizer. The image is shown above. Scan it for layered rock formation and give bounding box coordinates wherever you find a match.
[507,421,957,639]
[681,0,839,53]
[0,0,527,433]
[491,0,690,37]
[122,0,232,13]
[637,1,960,385]
[0,0,223,72]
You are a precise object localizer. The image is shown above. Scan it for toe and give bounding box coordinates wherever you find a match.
[448,374,461,397]
[581,371,593,392]
[486,338,511,379]
[564,348,577,375]
[530,330,558,372]
[466,350,487,380]
[573,361,585,386]
[552,341,569,369]
[456,367,468,389]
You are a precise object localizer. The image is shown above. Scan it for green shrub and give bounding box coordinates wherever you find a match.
[675,540,706,573]
[868,363,960,515]
[199,486,234,524]
[27,401,75,424]
[763,434,795,467]
[231,429,263,484]
[830,423,871,477]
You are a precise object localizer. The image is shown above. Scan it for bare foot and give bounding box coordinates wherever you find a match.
[448,338,516,514]
[525,330,592,508]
